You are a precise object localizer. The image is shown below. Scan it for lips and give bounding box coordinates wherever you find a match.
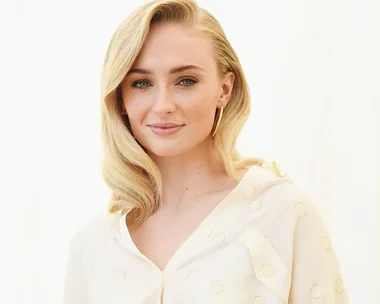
[149,124,184,135]
[148,123,183,128]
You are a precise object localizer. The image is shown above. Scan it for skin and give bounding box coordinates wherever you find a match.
[120,21,237,214]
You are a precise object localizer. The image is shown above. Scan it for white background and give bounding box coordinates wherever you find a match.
[3,0,379,303]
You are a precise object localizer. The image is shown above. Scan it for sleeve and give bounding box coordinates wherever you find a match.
[288,196,350,303]
[63,232,89,304]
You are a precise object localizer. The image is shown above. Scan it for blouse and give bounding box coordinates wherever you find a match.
[63,162,349,303]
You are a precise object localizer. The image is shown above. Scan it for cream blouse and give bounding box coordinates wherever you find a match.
[63,163,349,303]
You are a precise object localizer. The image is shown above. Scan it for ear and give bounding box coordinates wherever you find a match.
[219,71,235,106]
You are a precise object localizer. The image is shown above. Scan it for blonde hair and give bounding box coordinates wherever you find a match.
[100,0,264,227]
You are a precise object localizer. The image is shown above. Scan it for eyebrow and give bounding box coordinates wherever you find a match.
[126,64,205,76]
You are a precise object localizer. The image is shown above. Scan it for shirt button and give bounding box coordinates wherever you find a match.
[322,236,330,251]
[212,280,224,294]
[261,263,274,278]
[295,201,307,217]
[213,235,225,243]
[178,268,191,278]
[311,284,322,299]
[245,186,254,196]
[249,199,262,211]
[335,279,344,294]
[252,295,266,304]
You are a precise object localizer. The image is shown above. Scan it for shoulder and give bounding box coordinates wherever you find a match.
[241,160,325,263]
[245,161,322,235]
[247,160,315,210]
[69,211,122,248]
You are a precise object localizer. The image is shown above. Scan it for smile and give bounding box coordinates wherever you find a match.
[149,125,184,135]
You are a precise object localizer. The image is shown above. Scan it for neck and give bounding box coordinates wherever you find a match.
[148,138,230,212]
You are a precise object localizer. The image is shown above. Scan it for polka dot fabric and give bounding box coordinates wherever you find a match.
[63,163,349,303]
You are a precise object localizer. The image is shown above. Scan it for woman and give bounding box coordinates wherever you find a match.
[63,0,349,303]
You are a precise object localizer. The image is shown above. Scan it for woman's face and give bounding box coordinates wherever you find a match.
[121,21,234,157]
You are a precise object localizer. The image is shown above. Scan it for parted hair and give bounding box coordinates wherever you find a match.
[100,0,264,227]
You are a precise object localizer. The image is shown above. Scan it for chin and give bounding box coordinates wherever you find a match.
[142,139,197,158]
[148,145,188,157]
[136,132,208,158]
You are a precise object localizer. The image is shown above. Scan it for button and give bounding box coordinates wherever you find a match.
[295,201,307,217]
[213,235,225,243]
[212,280,224,294]
[253,295,266,304]
[261,263,274,278]
[178,268,191,278]
[249,199,262,211]
[311,284,322,299]
[204,229,212,237]
[245,186,254,195]
[322,236,330,251]
[335,279,344,294]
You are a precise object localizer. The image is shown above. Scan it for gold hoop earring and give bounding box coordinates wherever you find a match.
[212,105,224,137]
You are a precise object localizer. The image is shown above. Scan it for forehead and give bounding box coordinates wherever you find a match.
[132,22,216,71]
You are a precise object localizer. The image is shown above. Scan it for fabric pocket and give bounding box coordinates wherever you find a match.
[238,227,291,303]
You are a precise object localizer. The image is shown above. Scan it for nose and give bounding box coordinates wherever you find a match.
[151,86,176,115]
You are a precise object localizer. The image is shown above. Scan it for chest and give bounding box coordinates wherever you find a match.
[92,204,291,304]
[126,191,232,271]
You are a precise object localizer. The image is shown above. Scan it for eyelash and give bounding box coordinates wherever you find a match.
[131,78,197,89]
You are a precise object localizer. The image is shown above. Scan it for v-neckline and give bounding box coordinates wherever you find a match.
[118,165,257,273]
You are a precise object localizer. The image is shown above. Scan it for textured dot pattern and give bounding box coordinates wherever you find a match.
[64,161,349,303]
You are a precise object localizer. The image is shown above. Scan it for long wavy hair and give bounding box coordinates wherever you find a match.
[100,0,264,227]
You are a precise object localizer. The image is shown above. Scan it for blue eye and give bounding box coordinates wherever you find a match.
[131,78,197,89]
[131,80,151,89]
[179,78,197,87]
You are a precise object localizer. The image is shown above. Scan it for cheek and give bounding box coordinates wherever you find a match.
[186,91,218,123]
[191,105,213,123]
[123,97,148,122]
